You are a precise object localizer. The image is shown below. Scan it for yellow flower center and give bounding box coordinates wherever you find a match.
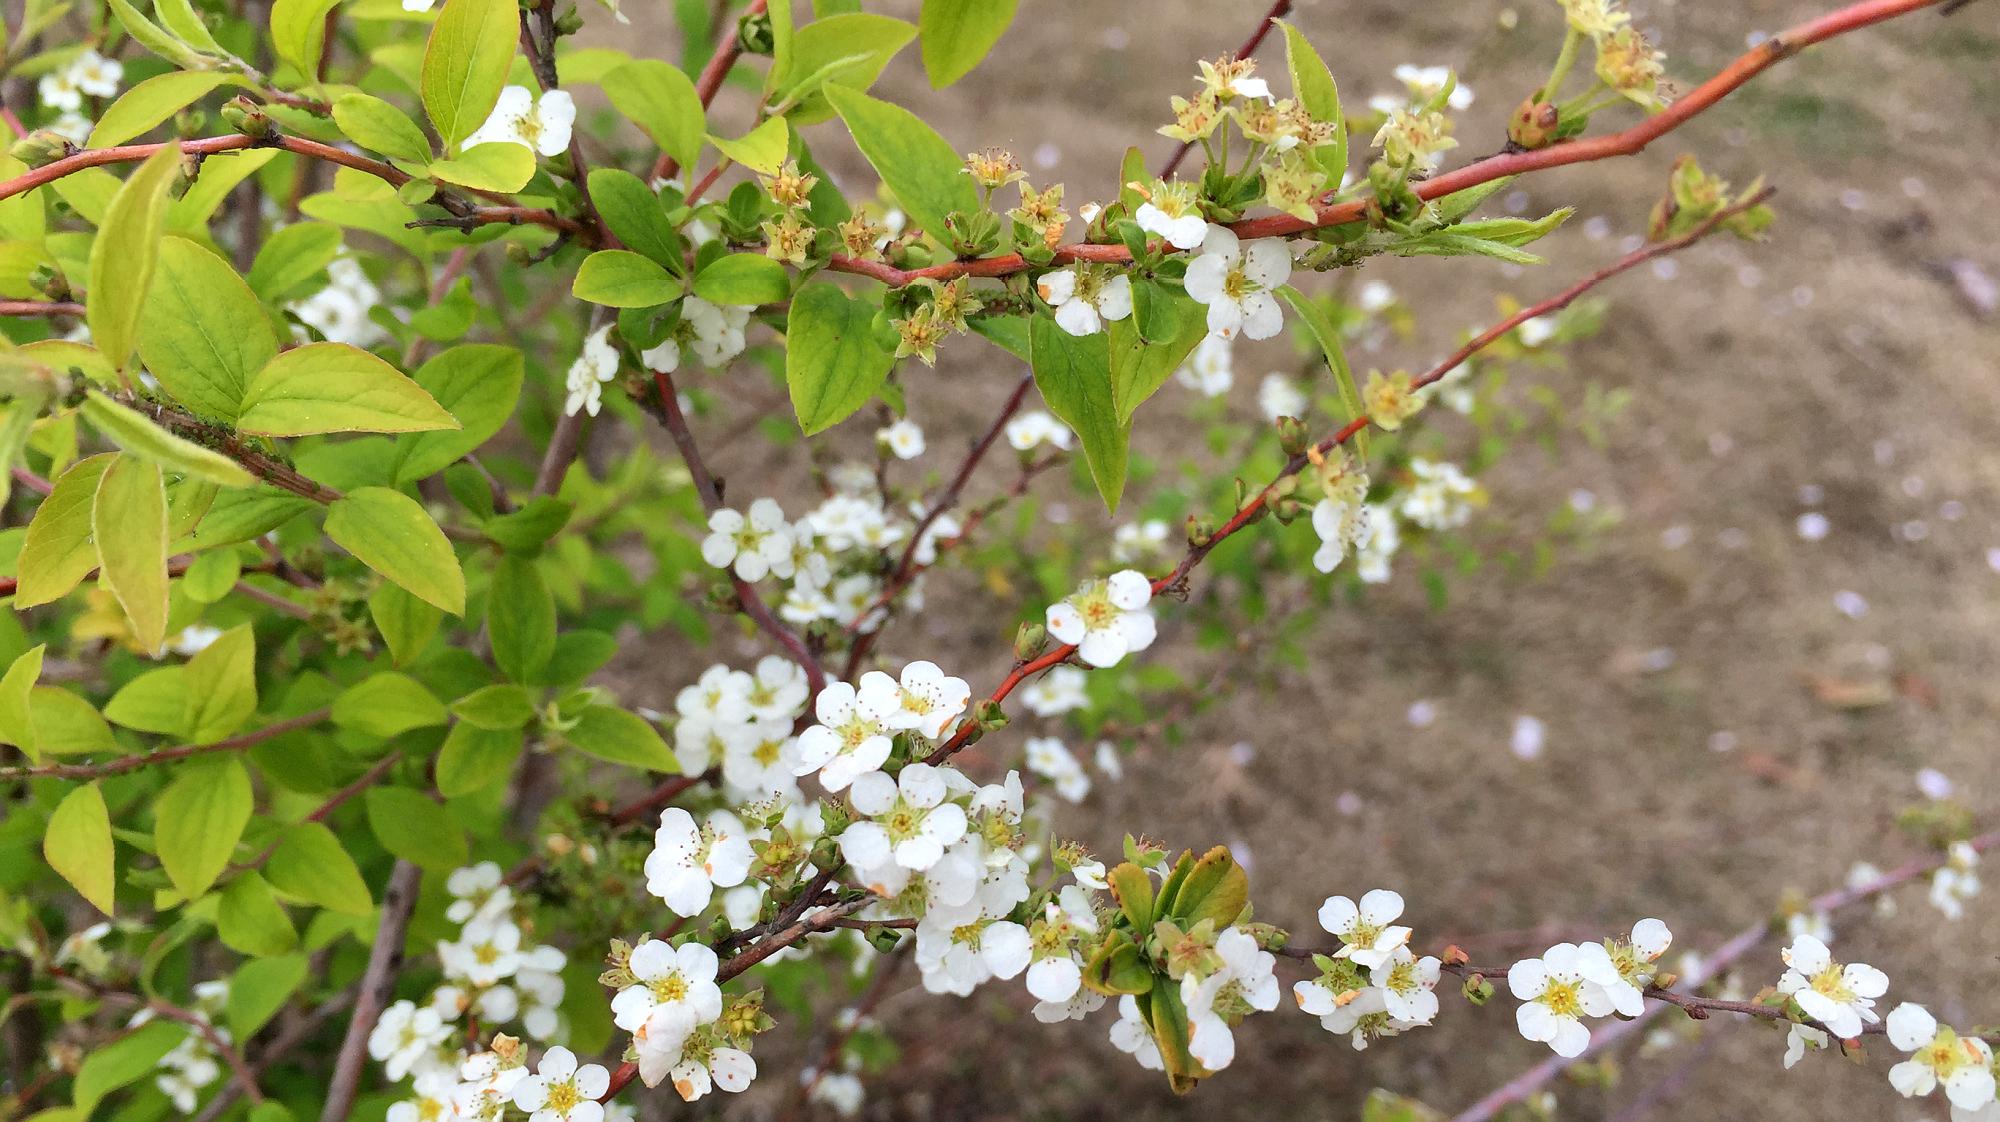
[1808,964,1855,1005]
[1540,979,1583,1018]
[649,972,689,1003]
[544,1081,581,1114]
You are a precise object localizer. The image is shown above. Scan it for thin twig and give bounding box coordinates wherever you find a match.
[1,707,331,781]
[318,860,422,1122]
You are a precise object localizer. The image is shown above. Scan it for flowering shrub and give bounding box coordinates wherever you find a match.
[1,0,1992,1120]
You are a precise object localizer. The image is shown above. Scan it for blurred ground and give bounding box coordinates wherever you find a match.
[601,0,2000,1117]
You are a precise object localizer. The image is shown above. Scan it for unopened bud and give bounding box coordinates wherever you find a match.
[1013,621,1047,661]
[1186,514,1215,548]
[868,927,903,953]
[974,698,1008,732]
[1276,415,1310,455]
[1508,98,1560,150]
[9,130,75,169]
[553,5,584,35]
[737,9,775,54]
[219,95,275,140]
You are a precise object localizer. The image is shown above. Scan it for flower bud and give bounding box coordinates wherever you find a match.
[9,130,75,169]
[974,698,1008,732]
[1508,98,1560,150]
[1276,415,1311,456]
[736,9,774,54]
[1013,621,1047,661]
[1185,514,1215,548]
[219,95,276,140]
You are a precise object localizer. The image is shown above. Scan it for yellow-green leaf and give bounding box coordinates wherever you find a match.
[89,72,239,148]
[182,625,256,744]
[421,0,519,146]
[824,85,977,245]
[45,783,116,916]
[1029,315,1127,511]
[603,59,704,173]
[784,282,894,436]
[428,142,534,192]
[87,142,181,373]
[136,237,278,421]
[331,92,434,164]
[79,392,256,487]
[326,488,465,614]
[155,756,253,900]
[571,250,680,308]
[92,454,170,653]
[15,454,114,608]
[238,343,458,436]
[0,645,43,761]
[918,0,1016,88]
[266,822,373,915]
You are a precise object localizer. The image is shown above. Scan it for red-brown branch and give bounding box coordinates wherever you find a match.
[924,189,1771,764]
[827,0,1941,289]
[0,707,331,781]
[651,0,770,183]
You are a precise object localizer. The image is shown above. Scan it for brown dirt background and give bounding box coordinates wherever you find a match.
[602,0,2000,1117]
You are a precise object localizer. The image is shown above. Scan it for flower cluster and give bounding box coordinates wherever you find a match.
[130,981,230,1113]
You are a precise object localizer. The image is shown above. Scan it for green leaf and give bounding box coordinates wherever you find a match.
[155,756,253,900]
[154,0,226,54]
[135,237,279,422]
[572,250,681,308]
[0,645,41,760]
[368,581,442,666]
[93,454,170,653]
[488,555,554,684]
[784,282,895,435]
[436,722,524,796]
[226,953,308,1039]
[218,872,298,956]
[1029,315,1127,511]
[45,783,116,916]
[1279,20,1346,183]
[269,0,342,76]
[265,823,372,915]
[332,671,447,737]
[89,72,238,148]
[182,625,256,744]
[390,344,525,485]
[79,392,256,487]
[28,687,118,756]
[484,496,571,554]
[451,684,536,730]
[586,169,681,266]
[1108,288,1206,424]
[182,488,313,550]
[238,343,459,437]
[365,786,468,870]
[705,116,790,175]
[88,142,181,373]
[105,667,190,736]
[246,222,343,302]
[772,13,916,122]
[1107,861,1154,931]
[1279,285,1368,460]
[325,487,466,614]
[104,0,209,69]
[1170,846,1249,929]
[181,549,241,604]
[692,254,790,306]
[429,142,535,192]
[824,85,979,243]
[918,0,1017,88]
[332,93,434,164]
[421,0,519,146]
[15,453,114,607]
[75,1020,186,1111]
[565,705,675,771]
[603,59,704,173]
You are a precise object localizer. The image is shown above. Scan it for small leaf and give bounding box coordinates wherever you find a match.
[918,0,1017,88]
[604,60,704,173]
[772,13,916,122]
[226,954,308,1039]
[1279,20,1346,183]
[1108,289,1206,424]
[429,142,535,192]
[488,555,555,684]
[421,0,520,146]
[365,786,468,870]
[75,1021,186,1111]
[88,143,181,373]
[705,116,790,175]
[332,93,434,164]
[332,672,447,737]
[93,454,170,653]
[45,783,116,915]
[89,72,239,148]
[389,344,525,485]
[436,722,524,796]
[269,0,342,76]
[0,645,45,761]
[784,282,895,435]
[1107,861,1155,931]
[587,169,682,266]
[692,254,790,306]
[246,222,343,302]
[266,823,372,915]
[238,343,458,436]
[572,250,681,309]
[1170,846,1249,929]
[325,487,466,614]
[1029,316,1127,511]
[824,85,979,242]
[565,705,675,771]
[20,451,120,608]
[136,237,279,421]
[451,684,536,731]
[368,581,442,666]
[1279,285,1368,461]
[217,872,298,956]
[181,625,257,744]
[155,756,253,900]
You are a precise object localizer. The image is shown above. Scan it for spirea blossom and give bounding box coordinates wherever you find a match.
[1045,570,1156,668]
[1184,226,1292,341]
[1777,935,1887,1039]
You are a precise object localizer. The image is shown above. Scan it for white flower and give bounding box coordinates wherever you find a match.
[564,325,620,417]
[1110,995,1165,1070]
[463,86,576,157]
[1036,267,1133,337]
[745,655,807,721]
[1135,188,1209,250]
[840,764,967,872]
[1777,935,1887,1039]
[1518,314,1557,347]
[719,722,801,798]
[684,297,752,367]
[1887,1003,1998,1110]
[809,1071,865,1115]
[1175,333,1234,397]
[388,1072,460,1122]
[1024,735,1091,802]
[1021,665,1089,716]
[516,945,567,1040]
[290,256,388,348]
[700,498,791,582]
[1311,494,1369,574]
[1045,570,1156,668]
[914,897,1030,996]
[1356,279,1397,313]
[1257,372,1307,422]
[662,1043,756,1102]
[1183,225,1291,341]
[794,682,894,792]
[1509,943,1617,1057]
[1317,889,1412,970]
[440,917,524,987]
[511,1047,609,1122]
[1004,410,1074,452]
[645,808,753,916]
[858,661,970,740]
[445,862,513,925]
[1783,1022,1831,1068]
[877,419,925,460]
[1399,458,1478,530]
[1356,503,1399,583]
[1370,947,1442,1023]
[1181,927,1280,1071]
[612,938,722,1033]
[1931,842,1981,921]
[368,1001,451,1081]
[39,49,121,112]
[1112,519,1170,564]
